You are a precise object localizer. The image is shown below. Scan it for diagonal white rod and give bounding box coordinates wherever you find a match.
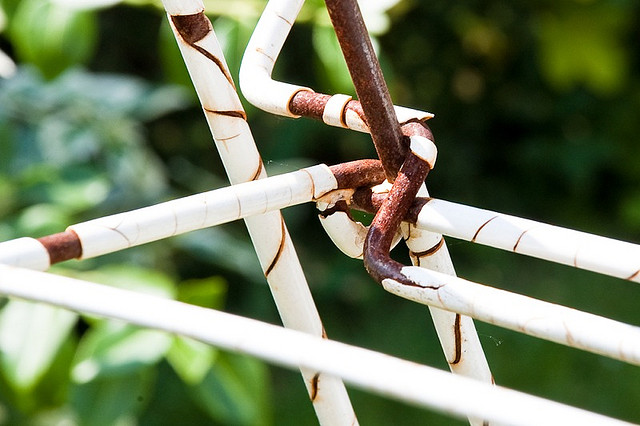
[239,0,433,128]
[414,198,640,283]
[383,265,640,366]
[0,265,635,426]
[161,1,358,423]
[403,188,493,426]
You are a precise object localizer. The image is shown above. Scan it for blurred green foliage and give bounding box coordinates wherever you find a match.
[0,0,639,424]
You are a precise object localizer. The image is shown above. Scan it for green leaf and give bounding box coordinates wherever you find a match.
[312,24,354,94]
[0,300,77,392]
[177,276,227,309]
[9,0,98,79]
[71,367,154,426]
[536,5,630,94]
[79,264,177,300]
[191,352,272,426]
[72,321,172,384]
[166,336,217,385]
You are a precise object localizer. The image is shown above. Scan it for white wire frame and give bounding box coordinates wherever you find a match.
[0,0,639,425]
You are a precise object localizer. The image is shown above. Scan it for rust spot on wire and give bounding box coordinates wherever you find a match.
[289,90,330,120]
[310,373,320,401]
[472,216,499,242]
[37,230,82,264]
[170,12,211,44]
[330,160,385,190]
[204,108,247,121]
[265,217,286,276]
[289,91,369,128]
[451,314,463,365]
[171,13,235,88]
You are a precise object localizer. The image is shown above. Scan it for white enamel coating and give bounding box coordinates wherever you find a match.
[0,265,633,426]
[383,266,640,365]
[162,1,358,423]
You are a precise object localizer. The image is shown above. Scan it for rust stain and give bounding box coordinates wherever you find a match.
[450,313,463,365]
[275,12,293,26]
[310,372,320,401]
[627,269,640,281]
[37,230,82,264]
[249,158,265,182]
[339,101,348,128]
[192,45,236,88]
[170,14,236,89]
[513,229,529,251]
[204,108,247,121]
[170,13,211,44]
[410,238,444,259]
[301,168,316,200]
[265,217,286,276]
[216,133,242,142]
[472,215,499,242]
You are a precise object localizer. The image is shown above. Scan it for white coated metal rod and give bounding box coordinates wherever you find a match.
[415,198,640,283]
[383,266,640,366]
[239,0,433,128]
[0,166,335,270]
[162,1,358,423]
[70,165,335,260]
[403,188,493,426]
[0,265,634,426]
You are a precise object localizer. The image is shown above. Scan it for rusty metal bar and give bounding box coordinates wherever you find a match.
[363,121,435,283]
[324,0,406,182]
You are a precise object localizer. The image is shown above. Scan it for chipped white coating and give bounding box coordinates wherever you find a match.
[162,0,203,15]
[409,135,437,168]
[0,238,50,271]
[322,94,353,127]
[0,265,633,426]
[319,212,367,259]
[416,198,640,283]
[384,266,640,365]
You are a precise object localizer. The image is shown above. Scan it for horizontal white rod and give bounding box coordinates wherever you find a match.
[2,174,638,289]
[0,265,633,426]
[384,266,640,366]
[70,164,335,259]
[415,198,640,283]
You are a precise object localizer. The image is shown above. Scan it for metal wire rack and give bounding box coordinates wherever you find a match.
[0,1,639,425]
